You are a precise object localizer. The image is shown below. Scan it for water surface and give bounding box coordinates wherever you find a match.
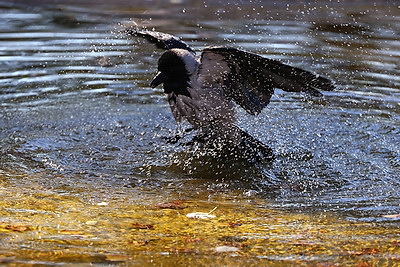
[0,1,399,265]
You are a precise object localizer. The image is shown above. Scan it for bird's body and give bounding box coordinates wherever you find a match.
[162,49,235,131]
[127,29,335,161]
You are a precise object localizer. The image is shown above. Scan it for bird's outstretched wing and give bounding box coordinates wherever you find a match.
[126,28,194,53]
[199,46,335,115]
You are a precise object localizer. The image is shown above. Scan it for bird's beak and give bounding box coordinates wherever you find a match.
[150,72,167,88]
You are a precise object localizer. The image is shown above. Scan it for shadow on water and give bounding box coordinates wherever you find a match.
[0,0,399,265]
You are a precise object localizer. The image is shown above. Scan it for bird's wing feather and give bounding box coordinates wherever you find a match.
[126,28,194,53]
[199,46,335,115]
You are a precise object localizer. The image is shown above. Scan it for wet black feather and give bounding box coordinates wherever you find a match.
[126,28,195,53]
[201,47,335,114]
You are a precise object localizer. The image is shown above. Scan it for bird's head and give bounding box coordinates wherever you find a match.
[150,49,197,97]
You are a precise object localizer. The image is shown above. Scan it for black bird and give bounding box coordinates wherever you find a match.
[127,28,335,162]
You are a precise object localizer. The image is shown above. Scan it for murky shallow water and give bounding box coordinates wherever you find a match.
[0,1,399,265]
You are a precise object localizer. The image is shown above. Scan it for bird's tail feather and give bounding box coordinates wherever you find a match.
[236,127,274,162]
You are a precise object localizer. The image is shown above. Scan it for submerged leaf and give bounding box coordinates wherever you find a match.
[347,247,381,255]
[4,224,34,232]
[228,222,243,228]
[155,200,187,209]
[131,223,155,230]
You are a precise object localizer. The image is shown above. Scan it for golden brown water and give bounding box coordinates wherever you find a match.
[0,0,399,265]
[1,172,399,265]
